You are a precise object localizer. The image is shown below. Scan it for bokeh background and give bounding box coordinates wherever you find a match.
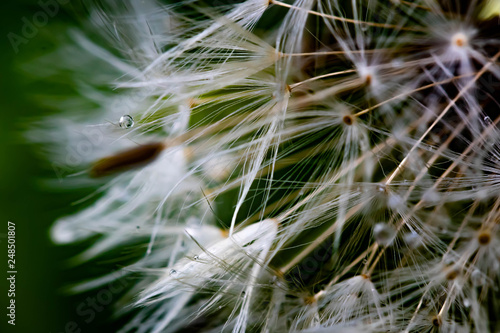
[0,1,128,332]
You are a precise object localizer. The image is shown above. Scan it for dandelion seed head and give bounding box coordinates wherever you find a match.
[357,65,378,89]
[477,231,492,245]
[342,115,354,126]
[451,31,468,48]
[435,23,477,61]
[432,316,441,327]
[31,0,500,331]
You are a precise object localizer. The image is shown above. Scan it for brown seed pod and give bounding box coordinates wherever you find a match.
[90,142,165,178]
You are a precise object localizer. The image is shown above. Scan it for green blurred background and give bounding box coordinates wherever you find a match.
[0,1,127,332]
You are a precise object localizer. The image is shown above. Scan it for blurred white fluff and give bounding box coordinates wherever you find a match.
[138,219,278,333]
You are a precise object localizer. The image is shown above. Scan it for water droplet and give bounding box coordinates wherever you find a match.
[360,22,368,31]
[404,232,422,249]
[241,291,246,297]
[119,115,134,129]
[387,193,403,209]
[373,223,396,246]
[218,305,222,310]
[463,299,471,308]
[471,269,484,286]
[169,269,177,276]
[484,116,492,124]
[193,255,199,260]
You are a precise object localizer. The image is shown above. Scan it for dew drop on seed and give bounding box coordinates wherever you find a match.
[387,193,403,209]
[463,299,471,308]
[373,223,396,246]
[360,23,368,31]
[471,269,484,286]
[119,115,134,128]
[404,232,422,249]
[169,269,177,276]
[193,255,199,260]
[484,116,492,124]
